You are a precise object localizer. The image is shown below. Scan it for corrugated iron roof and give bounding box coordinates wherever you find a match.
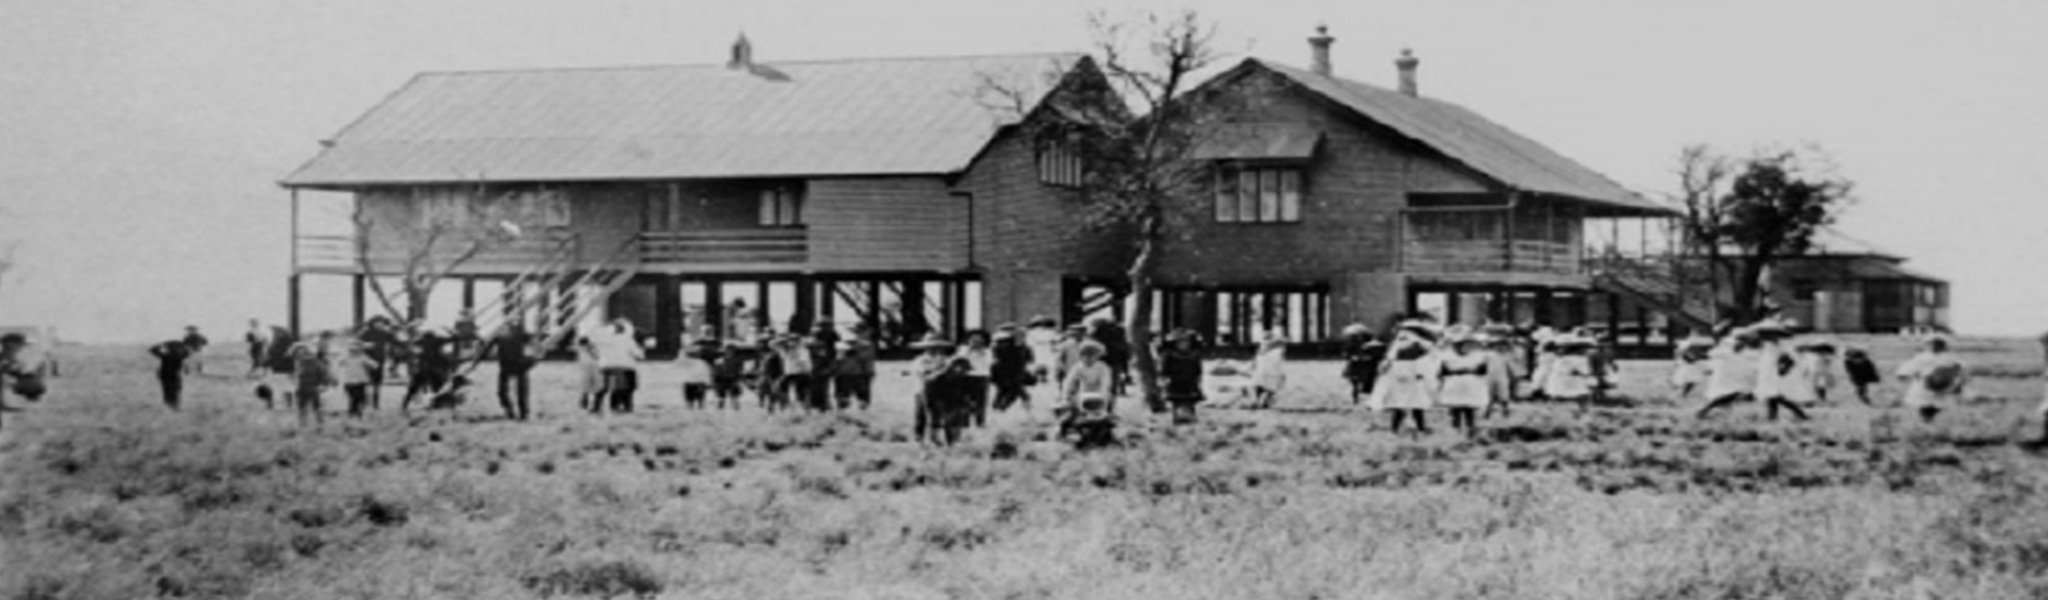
[1842,257,1945,283]
[1190,123,1323,161]
[283,53,1086,187]
[1246,59,1670,216]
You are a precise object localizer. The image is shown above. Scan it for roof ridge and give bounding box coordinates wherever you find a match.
[415,51,1088,77]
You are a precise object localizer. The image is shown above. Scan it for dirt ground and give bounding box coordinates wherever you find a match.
[3,336,2046,600]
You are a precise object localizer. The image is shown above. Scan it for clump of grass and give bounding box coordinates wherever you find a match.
[520,560,664,598]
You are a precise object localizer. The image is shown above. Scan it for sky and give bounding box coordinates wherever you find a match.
[1,0,2044,342]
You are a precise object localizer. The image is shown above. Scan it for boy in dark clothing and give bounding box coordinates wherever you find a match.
[1843,348,1881,406]
[181,326,209,375]
[402,332,455,413]
[1159,329,1205,425]
[149,338,195,410]
[805,327,839,412]
[924,357,976,447]
[712,342,751,410]
[489,324,537,421]
[833,329,877,410]
[991,327,1036,413]
[291,342,333,427]
[1090,319,1131,397]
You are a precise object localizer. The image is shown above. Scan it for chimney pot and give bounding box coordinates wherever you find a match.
[1395,48,1419,96]
[1308,25,1335,77]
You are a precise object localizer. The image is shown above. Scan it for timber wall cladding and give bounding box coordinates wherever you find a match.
[805,176,966,271]
[961,129,1130,278]
[1149,73,1492,285]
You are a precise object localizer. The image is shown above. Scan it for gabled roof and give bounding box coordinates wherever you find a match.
[1236,59,1669,216]
[282,53,1087,187]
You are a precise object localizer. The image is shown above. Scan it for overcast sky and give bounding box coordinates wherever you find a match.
[2,0,2044,342]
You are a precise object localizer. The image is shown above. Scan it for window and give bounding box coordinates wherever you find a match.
[758,185,803,227]
[1213,165,1301,223]
[1408,211,1505,241]
[1037,143,1084,187]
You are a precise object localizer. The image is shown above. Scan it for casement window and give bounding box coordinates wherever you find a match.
[1037,142,1085,188]
[1213,165,1302,223]
[758,185,804,227]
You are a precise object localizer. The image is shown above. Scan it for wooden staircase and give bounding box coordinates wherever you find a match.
[1589,257,1716,332]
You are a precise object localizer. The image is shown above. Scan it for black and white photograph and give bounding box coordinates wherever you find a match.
[3,1,2046,598]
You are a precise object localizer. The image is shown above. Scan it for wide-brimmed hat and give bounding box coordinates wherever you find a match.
[909,333,955,350]
[1340,323,1372,338]
[1028,315,1057,328]
[1165,328,1201,344]
[1077,340,1106,357]
[1397,319,1442,342]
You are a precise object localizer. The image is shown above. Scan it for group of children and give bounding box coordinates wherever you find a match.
[660,321,878,415]
[1680,318,1969,423]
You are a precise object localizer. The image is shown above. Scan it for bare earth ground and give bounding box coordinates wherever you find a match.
[3,336,2047,600]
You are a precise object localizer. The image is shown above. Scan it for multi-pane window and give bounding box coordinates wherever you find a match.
[1213,165,1302,223]
[758,185,803,227]
[1038,143,1084,187]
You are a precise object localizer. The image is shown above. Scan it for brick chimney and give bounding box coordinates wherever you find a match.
[1308,25,1334,76]
[1396,48,1419,96]
[727,33,753,70]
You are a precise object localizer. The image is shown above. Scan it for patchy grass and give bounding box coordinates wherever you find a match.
[2,337,2046,599]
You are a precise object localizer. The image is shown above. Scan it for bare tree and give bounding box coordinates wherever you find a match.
[353,178,538,325]
[983,10,1253,410]
[1670,144,1735,325]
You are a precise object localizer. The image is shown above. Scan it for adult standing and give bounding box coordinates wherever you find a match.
[148,335,196,410]
[489,322,538,421]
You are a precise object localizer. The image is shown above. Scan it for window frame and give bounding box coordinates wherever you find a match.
[757,184,805,228]
[1036,141,1086,188]
[1212,163,1305,224]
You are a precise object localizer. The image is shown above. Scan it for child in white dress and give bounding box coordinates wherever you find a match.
[1437,333,1491,436]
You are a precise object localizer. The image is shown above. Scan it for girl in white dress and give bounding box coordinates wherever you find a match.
[1437,333,1491,436]
[1250,330,1288,409]
[1895,336,1967,423]
[1670,333,1714,400]
[1543,334,1597,413]
[1378,323,1440,436]
[1695,329,1761,419]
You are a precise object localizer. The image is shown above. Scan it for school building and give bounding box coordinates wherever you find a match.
[281,29,1711,355]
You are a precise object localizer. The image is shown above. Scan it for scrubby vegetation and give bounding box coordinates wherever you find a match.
[3,337,2046,599]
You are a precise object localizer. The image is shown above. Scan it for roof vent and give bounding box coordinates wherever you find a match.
[728,33,753,70]
[1396,48,1419,97]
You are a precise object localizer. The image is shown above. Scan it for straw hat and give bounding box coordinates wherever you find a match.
[1340,323,1372,338]
[1028,315,1057,328]
[909,333,956,351]
[1397,319,1442,342]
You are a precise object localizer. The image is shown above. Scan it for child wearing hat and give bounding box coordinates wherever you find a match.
[713,340,752,411]
[833,325,877,411]
[1695,328,1761,419]
[332,336,375,418]
[1159,329,1205,424]
[957,330,996,426]
[1025,316,1061,392]
[1250,330,1288,410]
[1542,334,1598,414]
[1340,324,1382,405]
[1895,336,1967,423]
[991,325,1036,414]
[1751,323,1811,422]
[1378,322,1440,435]
[1843,348,1881,406]
[1437,330,1492,436]
[289,339,334,427]
[1670,332,1715,401]
[910,334,959,443]
[1480,326,1520,419]
[1059,340,1117,443]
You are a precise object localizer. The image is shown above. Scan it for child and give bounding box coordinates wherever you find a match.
[575,335,603,413]
[1843,348,1881,406]
[1896,336,1967,423]
[332,338,375,418]
[834,326,877,410]
[1437,331,1491,437]
[1159,329,1205,425]
[290,341,333,427]
[990,325,1035,413]
[149,336,196,411]
[755,338,789,413]
[1543,334,1598,414]
[1479,326,1520,419]
[428,375,475,411]
[1024,316,1061,393]
[1339,324,1379,404]
[1378,322,1440,436]
[1799,342,1839,404]
[712,341,751,411]
[926,357,977,447]
[677,339,714,410]
[1752,323,1811,422]
[1059,340,1116,446]
[1695,329,1761,419]
[957,330,995,425]
[1250,330,1288,410]
[910,334,959,444]
[1670,332,1714,401]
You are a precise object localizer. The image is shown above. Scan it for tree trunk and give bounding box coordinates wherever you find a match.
[1124,219,1163,414]
[1734,254,1769,323]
